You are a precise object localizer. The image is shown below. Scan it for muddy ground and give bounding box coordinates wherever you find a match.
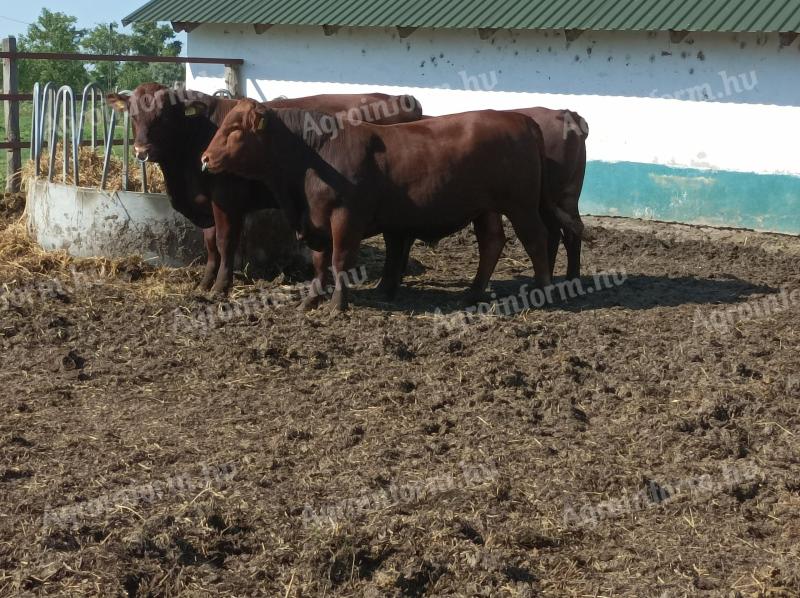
[1,192,799,597]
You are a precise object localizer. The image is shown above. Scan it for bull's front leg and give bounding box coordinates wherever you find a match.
[299,248,333,311]
[329,209,363,312]
[209,201,243,297]
[197,226,221,292]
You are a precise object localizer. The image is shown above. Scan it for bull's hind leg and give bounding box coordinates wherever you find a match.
[376,233,407,300]
[564,229,582,280]
[541,208,561,278]
[505,208,553,291]
[464,212,506,305]
[399,237,414,276]
[300,248,333,311]
[197,226,221,292]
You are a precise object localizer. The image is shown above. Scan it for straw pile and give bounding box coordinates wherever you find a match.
[20,145,167,194]
[0,192,194,297]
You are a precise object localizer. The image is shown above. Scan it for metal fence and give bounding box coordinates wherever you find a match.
[28,83,234,192]
[1,35,243,192]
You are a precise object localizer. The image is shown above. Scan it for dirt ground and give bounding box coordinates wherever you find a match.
[1,192,799,597]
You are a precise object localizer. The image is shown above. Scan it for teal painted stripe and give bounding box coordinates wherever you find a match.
[582,161,800,235]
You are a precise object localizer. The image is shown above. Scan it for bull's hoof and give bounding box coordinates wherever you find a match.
[196,277,215,293]
[299,293,326,312]
[205,284,229,302]
[375,279,399,300]
[206,290,228,303]
[461,288,490,307]
[330,289,349,312]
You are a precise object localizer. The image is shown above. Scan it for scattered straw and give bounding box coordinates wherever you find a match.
[0,214,195,299]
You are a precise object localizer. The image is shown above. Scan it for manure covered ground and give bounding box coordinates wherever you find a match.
[1,193,799,597]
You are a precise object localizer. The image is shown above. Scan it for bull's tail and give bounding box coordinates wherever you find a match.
[552,205,586,240]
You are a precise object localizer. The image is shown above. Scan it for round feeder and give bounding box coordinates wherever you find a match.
[25,178,307,268]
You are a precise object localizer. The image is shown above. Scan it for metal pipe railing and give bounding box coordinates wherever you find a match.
[31,82,57,177]
[47,86,78,185]
[31,82,150,192]
[77,83,108,151]
[99,107,117,191]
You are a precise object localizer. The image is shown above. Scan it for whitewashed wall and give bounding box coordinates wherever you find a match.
[187,24,800,176]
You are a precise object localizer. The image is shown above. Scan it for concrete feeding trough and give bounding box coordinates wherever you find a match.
[25,178,307,269]
[25,179,204,266]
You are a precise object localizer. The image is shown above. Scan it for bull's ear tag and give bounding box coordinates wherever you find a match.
[114,100,127,111]
[185,105,198,117]
[257,117,267,130]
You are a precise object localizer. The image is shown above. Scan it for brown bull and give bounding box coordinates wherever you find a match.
[201,100,580,311]
[106,84,423,296]
[513,107,587,279]
[388,108,588,295]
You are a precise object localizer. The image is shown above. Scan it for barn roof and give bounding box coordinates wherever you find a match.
[123,0,800,34]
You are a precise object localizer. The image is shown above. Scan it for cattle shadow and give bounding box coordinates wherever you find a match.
[244,244,401,284]
[354,272,774,315]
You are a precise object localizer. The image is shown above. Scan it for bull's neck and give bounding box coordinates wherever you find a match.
[259,125,356,234]
[146,116,221,183]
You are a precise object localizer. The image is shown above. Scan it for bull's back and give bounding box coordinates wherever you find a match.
[266,93,422,124]
[379,110,540,186]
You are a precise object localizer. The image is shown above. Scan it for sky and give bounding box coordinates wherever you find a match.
[0,1,186,49]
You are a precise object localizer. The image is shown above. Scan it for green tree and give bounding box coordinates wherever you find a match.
[17,9,89,91]
[83,22,184,92]
[82,23,130,92]
[116,22,184,91]
[13,11,184,93]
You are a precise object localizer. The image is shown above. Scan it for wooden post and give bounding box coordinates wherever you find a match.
[224,63,243,98]
[2,36,21,193]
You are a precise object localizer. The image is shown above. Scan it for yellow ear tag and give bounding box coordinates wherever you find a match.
[185,105,198,116]
[257,117,267,131]
[114,100,127,111]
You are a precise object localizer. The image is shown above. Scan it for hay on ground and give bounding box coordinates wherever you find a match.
[0,194,193,298]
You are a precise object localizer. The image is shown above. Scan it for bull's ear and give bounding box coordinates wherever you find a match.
[106,93,130,112]
[184,101,208,117]
[248,107,270,131]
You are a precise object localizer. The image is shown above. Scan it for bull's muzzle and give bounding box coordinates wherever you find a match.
[133,145,150,162]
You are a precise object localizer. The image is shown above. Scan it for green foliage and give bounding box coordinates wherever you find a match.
[116,23,185,91]
[17,9,89,91]
[81,23,130,92]
[11,9,185,94]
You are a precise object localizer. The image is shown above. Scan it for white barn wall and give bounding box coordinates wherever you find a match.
[186,24,800,233]
[188,24,799,176]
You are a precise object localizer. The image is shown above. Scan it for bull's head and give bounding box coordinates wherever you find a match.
[200,98,269,179]
[106,83,215,163]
